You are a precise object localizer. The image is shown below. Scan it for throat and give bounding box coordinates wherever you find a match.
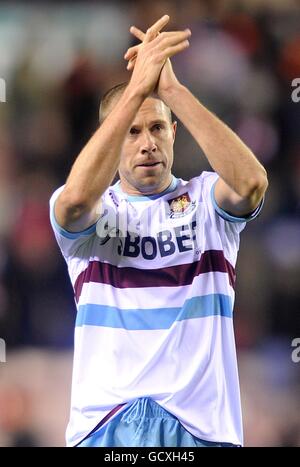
[119,175,174,197]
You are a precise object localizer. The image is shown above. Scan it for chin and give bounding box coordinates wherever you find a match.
[135,177,161,193]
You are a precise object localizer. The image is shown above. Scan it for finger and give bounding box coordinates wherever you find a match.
[162,39,190,59]
[124,44,139,60]
[144,14,170,43]
[124,26,191,60]
[127,56,136,68]
[156,29,191,48]
[126,31,190,69]
[129,25,145,42]
[127,56,136,71]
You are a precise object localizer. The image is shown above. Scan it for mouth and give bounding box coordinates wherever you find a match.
[136,161,162,168]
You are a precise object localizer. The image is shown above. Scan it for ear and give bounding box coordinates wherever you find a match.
[172,121,177,142]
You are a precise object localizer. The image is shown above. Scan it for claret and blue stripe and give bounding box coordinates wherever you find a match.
[74,249,235,330]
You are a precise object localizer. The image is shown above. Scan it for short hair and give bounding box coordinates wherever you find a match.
[99,82,172,124]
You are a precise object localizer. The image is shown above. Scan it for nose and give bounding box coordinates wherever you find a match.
[141,132,157,155]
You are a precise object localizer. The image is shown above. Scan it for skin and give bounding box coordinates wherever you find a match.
[55,14,268,233]
[118,97,177,195]
[55,15,190,232]
[126,24,268,216]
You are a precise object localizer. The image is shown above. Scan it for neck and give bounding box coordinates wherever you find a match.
[120,175,173,196]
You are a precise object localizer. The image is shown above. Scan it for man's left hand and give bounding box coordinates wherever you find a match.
[124,23,186,100]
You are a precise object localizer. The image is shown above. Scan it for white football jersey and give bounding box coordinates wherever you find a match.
[50,171,263,446]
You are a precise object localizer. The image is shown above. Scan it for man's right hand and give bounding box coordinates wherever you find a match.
[127,15,190,99]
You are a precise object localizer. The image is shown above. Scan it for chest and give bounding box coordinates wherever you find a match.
[94,196,220,266]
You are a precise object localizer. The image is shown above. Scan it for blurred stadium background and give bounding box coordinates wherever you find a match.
[0,0,299,446]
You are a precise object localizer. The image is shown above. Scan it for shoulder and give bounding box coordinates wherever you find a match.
[191,171,218,187]
[180,171,219,201]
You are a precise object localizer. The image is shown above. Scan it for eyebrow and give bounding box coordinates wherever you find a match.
[130,119,167,128]
[149,119,167,125]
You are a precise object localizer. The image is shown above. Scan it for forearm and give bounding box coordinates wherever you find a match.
[65,89,143,204]
[162,85,267,197]
[54,87,145,230]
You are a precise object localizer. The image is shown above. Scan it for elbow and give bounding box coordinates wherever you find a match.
[56,190,91,224]
[241,169,268,200]
[254,169,269,197]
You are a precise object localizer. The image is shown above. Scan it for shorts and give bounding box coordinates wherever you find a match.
[77,397,239,447]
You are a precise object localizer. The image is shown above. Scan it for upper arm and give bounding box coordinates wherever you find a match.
[214,176,267,218]
[49,186,102,259]
[54,189,101,233]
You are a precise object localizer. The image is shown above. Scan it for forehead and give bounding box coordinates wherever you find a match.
[132,97,170,124]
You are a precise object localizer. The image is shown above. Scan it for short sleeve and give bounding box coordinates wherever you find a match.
[49,186,99,259]
[210,179,264,224]
[197,171,265,264]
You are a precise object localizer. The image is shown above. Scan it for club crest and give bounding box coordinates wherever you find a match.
[168,192,196,218]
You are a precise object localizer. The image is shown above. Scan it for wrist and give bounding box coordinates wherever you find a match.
[126,78,154,101]
[121,84,146,108]
[159,82,186,106]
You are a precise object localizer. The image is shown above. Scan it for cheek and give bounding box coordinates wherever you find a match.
[118,156,128,178]
[119,150,133,174]
[118,153,125,169]
[122,141,136,160]
[162,139,174,162]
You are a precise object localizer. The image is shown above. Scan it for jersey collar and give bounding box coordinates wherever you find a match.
[113,176,178,202]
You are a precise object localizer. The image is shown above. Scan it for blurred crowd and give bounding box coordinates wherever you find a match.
[0,0,299,446]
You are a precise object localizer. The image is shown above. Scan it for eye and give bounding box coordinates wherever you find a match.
[130,127,140,135]
[152,124,163,132]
